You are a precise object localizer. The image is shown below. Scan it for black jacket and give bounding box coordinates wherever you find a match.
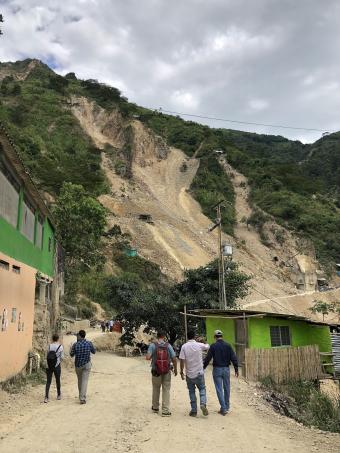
[203,339,238,372]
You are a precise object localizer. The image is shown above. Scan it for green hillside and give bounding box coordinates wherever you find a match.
[1,59,340,269]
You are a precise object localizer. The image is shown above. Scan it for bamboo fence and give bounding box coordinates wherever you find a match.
[245,345,322,383]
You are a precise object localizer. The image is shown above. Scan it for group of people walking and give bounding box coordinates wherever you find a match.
[44,330,96,404]
[100,319,122,333]
[44,327,238,417]
[146,329,238,417]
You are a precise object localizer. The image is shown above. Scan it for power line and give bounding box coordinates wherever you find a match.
[251,287,301,317]
[155,108,334,133]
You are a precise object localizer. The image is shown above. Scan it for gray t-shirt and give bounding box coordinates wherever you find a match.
[48,343,64,367]
[147,341,176,370]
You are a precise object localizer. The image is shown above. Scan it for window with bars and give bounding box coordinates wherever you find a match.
[0,155,20,227]
[21,196,35,243]
[270,326,291,347]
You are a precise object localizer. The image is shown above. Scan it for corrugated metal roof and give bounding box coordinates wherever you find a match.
[194,308,338,326]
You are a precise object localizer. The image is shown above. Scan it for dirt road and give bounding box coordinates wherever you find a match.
[0,347,338,453]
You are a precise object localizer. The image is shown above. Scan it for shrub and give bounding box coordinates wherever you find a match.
[261,379,340,433]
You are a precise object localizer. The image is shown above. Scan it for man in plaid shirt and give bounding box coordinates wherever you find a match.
[70,330,96,404]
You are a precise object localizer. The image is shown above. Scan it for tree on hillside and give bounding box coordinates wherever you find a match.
[175,260,250,310]
[53,182,106,301]
[309,300,335,321]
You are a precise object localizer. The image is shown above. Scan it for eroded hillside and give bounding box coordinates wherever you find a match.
[71,97,307,301]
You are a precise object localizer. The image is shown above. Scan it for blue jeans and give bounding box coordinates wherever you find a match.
[212,367,230,413]
[186,374,207,412]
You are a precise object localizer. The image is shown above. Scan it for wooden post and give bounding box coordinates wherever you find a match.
[184,304,188,342]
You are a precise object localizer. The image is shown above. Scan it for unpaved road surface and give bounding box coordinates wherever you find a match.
[0,350,338,452]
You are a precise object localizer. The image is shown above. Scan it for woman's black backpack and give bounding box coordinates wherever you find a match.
[47,345,61,369]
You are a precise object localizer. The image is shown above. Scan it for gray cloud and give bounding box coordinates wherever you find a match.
[0,0,339,142]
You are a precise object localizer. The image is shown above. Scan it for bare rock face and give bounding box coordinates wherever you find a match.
[130,121,170,167]
[71,96,170,171]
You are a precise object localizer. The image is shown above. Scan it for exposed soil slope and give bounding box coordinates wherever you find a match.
[71,97,322,303]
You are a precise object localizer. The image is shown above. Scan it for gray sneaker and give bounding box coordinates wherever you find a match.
[44,397,49,403]
[57,395,61,400]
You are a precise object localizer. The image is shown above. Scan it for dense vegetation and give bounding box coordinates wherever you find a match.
[0,64,108,196]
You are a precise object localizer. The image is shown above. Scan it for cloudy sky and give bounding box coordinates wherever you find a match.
[0,0,339,142]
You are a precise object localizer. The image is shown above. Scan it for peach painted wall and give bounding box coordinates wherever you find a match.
[0,252,36,382]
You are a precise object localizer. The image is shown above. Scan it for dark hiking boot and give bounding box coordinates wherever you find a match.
[200,405,209,416]
[151,407,159,413]
[189,411,197,417]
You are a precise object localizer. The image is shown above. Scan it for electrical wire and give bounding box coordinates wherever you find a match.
[251,287,301,317]
[154,108,334,133]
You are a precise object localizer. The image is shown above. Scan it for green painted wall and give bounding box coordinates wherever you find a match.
[0,215,55,276]
[205,315,332,354]
[206,317,235,347]
[248,317,332,353]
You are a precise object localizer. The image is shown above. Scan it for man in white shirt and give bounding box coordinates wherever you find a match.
[44,334,64,403]
[179,330,210,417]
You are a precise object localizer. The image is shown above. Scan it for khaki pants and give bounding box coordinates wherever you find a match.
[152,372,171,413]
[75,362,91,402]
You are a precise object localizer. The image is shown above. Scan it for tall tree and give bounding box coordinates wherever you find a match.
[53,182,106,300]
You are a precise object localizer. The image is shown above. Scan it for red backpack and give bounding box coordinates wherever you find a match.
[155,342,170,375]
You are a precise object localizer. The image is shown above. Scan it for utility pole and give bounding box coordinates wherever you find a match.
[0,14,4,36]
[209,200,227,309]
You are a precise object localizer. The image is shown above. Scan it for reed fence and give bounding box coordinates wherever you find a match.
[245,345,322,383]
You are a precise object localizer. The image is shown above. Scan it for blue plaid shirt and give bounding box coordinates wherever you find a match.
[70,339,96,368]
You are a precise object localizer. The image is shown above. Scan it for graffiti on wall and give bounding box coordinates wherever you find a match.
[1,308,8,331]
[0,308,24,331]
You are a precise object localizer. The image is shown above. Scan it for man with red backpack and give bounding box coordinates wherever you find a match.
[146,332,177,417]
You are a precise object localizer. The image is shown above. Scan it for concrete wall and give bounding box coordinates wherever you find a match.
[0,251,36,381]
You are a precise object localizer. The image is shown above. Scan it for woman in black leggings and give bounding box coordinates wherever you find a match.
[45,334,64,402]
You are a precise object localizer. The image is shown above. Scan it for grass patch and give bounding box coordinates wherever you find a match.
[261,378,340,433]
[1,369,46,394]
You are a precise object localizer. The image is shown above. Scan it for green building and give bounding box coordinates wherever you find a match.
[198,309,334,373]
[0,123,62,382]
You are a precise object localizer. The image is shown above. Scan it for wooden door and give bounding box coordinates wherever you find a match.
[234,318,247,371]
